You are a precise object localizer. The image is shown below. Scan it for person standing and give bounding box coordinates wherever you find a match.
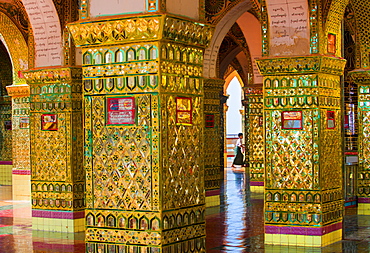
[231,133,245,168]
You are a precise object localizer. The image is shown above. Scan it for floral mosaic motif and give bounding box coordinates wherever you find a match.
[162,95,204,209]
[11,97,30,170]
[320,109,342,191]
[265,110,316,190]
[90,95,153,210]
[245,91,264,182]
[0,103,12,161]
[31,112,68,181]
[204,79,223,190]
[358,96,370,198]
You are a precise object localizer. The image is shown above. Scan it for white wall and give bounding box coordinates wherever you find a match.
[89,0,145,17]
[226,77,242,135]
[166,0,199,20]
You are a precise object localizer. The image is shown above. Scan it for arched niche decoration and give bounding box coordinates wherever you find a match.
[0,12,29,85]
[345,0,370,68]
[236,11,262,84]
[203,0,253,79]
[223,69,245,95]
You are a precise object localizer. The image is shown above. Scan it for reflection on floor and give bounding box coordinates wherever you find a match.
[0,169,369,252]
[207,168,370,252]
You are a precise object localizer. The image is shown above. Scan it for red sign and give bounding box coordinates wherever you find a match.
[107,97,136,125]
[327,111,335,129]
[205,114,214,128]
[41,114,58,131]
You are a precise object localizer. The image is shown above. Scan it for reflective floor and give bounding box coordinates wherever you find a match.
[0,168,369,252]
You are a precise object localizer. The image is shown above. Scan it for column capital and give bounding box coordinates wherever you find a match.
[244,85,263,95]
[348,68,370,84]
[256,55,346,76]
[204,78,224,90]
[68,14,214,48]
[6,84,30,97]
[23,66,82,84]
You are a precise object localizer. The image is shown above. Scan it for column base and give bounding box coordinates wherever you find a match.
[265,223,342,247]
[32,210,85,232]
[0,162,12,185]
[250,181,264,193]
[12,170,31,200]
[87,237,206,253]
[206,189,220,207]
[358,199,370,215]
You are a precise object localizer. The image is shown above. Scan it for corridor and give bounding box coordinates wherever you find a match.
[0,169,369,252]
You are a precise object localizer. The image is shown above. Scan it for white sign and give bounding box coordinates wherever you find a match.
[267,0,310,56]
[22,0,62,67]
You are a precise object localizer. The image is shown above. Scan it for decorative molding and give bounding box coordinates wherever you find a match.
[257,55,346,76]
[348,68,370,84]
[68,15,213,48]
[204,78,224,90]
[23,67,82,84]
[6,84,30,97]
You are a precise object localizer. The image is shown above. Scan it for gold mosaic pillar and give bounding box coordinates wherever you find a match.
[244,86,264,188]
[68,15,212,252]
[24,67,84,233]
[204,78,223,208]
[0,55,13,188]
[349,69,370,215]
[257,56,346,247]
[6,85,31,200]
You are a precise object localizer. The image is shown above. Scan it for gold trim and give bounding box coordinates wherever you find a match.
[6,84,30,97]
[349,69,370,84]
[23,67,82,84]
[68,14,213,48]
[257,55,346,76]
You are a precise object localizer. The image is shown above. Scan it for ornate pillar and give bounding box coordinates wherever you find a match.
[6,85,31,200]
[244,85,264,188]
[257,55,346,247]
[24,67,84,233]
[68,15,213,252]
[348,69,370,214]
[0,94,12,188]
[204,78,224,208]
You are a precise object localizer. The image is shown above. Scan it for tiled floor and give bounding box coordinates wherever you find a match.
[207,167,370,252]
[0,169,369,252]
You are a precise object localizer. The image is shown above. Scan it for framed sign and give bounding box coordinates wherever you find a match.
[176,97,192,125]
[41,114,58,131]
[259,116,263,127]
[344,115,349,129]
[107,97,136,125]
[282,111,303,129]
[327,111,335,129]
[4,120,12,131]
[327,33,336,55]
[205,114,215,128]
[19,117,30,129]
